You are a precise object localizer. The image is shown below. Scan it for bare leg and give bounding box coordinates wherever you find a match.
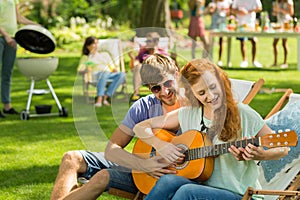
[250,38,257,63]
[200,35,209,58]
[103,95,110,106]
[95,96,103,104]
[64,170,110,200]
[3,103,12,110]
[240,40,247,61]
[218,37,223,62]
[50,151,88,200]
[273,38,279,66]
[282,38,288,64]
[191,37,197,59]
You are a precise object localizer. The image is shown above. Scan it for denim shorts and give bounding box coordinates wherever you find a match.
[79,150,138,193]
[236,37,255,42]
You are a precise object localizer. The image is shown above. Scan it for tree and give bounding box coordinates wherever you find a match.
[137,0,172,36]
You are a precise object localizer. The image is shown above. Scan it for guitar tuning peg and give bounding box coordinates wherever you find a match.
[285,129,291,132]
[271,130,276,134]
[278,129,283,133]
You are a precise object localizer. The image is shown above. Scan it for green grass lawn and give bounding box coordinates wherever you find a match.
[0,33,299,199]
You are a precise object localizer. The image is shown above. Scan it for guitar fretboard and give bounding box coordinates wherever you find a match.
[185,137,260,160]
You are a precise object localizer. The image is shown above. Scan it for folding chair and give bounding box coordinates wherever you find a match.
[230,78,265,104]
[243,89,300,200]
[80,38,127,103]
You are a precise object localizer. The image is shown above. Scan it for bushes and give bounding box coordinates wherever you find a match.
[49,16,119,47]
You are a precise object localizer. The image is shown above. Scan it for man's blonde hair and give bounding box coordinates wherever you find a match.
[140,53,178,85]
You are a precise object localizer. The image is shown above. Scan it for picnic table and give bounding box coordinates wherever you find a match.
[209,30,300,70]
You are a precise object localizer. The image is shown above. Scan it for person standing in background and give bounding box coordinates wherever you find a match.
[231,0,263,68]
[0,0,38,118]
[209,0,232,67]
[188,0,210,59]
[272,0,294,69]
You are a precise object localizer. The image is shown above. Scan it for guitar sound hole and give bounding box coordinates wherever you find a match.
[175,144,189,170]
[176,157,186,165]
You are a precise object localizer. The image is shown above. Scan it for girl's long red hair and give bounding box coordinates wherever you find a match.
[179,59,241,141]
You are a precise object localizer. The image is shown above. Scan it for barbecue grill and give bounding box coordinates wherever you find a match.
[15,25,68,120]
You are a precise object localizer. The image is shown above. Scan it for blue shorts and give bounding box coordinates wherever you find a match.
[79,150,138,193]
[236,37,247,41]
[236,37,255,42]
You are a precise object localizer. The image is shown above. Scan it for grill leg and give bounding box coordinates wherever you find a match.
[26,79,35,112]
[46,79,62,110]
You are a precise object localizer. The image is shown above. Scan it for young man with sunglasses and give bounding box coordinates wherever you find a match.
[50,53,180,200]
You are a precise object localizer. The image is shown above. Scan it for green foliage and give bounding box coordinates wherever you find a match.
[100,0,142,28]
[48,16,121,47]
[19,0,300,30]
[56,0,98,25]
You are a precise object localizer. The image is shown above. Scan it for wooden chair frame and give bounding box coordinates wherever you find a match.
[265,89,294,119]
[230,78,265,104]
[242,185,300,200]
[108,188,144,200]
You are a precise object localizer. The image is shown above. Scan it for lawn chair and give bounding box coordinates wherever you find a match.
[243,89,300,200]
[80,38,127,103]
[230,78,265,104]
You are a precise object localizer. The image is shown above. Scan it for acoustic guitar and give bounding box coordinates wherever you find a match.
[132,129,298,195]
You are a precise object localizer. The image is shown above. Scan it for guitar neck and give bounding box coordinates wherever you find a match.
[186,137,260,160]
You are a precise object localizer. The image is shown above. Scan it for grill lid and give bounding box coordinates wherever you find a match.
[15,25,56,54]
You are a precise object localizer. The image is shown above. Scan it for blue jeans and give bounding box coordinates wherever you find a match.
[0,37,17,104]
[95,71,125,97]
[145,175,243,200]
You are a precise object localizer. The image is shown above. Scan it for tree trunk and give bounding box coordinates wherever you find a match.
[137,0,172,37]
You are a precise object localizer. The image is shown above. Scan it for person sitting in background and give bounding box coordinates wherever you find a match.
[231,0,263,68]
[128,32,169,101]
[272,0,294,69]
[78,36,126,107]
[133,58,289,200]
[209,0,232,67]
[0,0,38,118]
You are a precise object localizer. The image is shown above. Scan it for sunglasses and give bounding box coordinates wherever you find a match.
[149,80,174,94]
